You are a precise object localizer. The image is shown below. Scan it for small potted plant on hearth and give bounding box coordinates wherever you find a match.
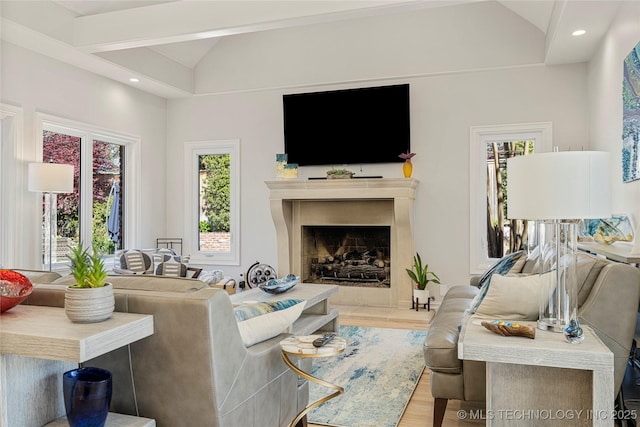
[406,252,440,310]
[65,242,114,323]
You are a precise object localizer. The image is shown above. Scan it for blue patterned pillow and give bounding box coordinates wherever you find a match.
[234,299,306,346]
[469,251,525,314]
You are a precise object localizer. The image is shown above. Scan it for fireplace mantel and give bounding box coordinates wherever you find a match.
[266,178,419,308]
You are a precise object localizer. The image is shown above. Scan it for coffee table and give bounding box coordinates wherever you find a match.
[280,335,347,427]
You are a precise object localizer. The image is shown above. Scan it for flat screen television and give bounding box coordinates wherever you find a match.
[283,84,410,166]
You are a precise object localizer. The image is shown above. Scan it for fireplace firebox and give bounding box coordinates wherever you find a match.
[302,226,391,288]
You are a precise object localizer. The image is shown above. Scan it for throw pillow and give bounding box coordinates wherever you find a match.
[234,299,306,347]
[154,258,188,277]
[469,251,525,313]
[118,250,153,274]
[198,269,226,285]
[152,254,191,277]
[474,271,553,320]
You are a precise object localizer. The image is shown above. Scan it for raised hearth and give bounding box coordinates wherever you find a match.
[266,178,418,308]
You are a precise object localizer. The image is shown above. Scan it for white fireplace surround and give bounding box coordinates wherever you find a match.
[266,178,418,308]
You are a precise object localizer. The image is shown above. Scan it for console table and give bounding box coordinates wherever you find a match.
[459,317,614,427]
[231,283,339,335]
[0,305,154,427]
[578,242,640,265]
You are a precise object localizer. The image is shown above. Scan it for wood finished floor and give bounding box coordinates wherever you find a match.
[307,304,484,427]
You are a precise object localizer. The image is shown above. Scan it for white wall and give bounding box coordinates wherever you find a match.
[1,41,167,268]
[195,1,545,94]
[168,64,588,285]
[588,1,640,230]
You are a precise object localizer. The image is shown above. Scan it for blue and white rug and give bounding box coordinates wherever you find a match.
[308,325,427,427]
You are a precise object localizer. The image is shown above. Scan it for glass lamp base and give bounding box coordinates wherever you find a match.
[537,317,566,333]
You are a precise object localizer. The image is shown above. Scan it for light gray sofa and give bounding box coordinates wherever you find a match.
[20,272,308,427]
[423,251,640,427]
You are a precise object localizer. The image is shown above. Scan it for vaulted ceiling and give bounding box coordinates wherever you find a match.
[0,0,624,98]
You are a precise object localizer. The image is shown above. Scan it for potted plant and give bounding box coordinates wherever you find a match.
[406,253,440,308]
[65,242,114,323]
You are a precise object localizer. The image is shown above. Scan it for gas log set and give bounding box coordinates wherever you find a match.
[308,248,390,288]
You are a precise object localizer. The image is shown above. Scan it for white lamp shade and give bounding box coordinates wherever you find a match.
[506,151,611,220]
[28,162,74,193]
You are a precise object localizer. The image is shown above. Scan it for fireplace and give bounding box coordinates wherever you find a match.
[303,226,391,288]
[266,178,418,308]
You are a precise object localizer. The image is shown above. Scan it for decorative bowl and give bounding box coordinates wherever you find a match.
[259,274,299,294]
[0,270,34,313]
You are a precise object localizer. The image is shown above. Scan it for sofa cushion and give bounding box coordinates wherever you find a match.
[575,253,609,307]
[474,271,552,320]
[234,299,307,347]
[469,251,525,313]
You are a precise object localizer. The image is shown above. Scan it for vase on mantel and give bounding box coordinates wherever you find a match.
[402,159,413,178]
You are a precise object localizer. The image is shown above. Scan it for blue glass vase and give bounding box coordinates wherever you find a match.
[63,367,112,427]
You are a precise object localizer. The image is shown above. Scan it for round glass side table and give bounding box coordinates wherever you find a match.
[280,334,347,427]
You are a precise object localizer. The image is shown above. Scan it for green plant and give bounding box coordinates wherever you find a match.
[326,168,353,176]
[68,242,108,288]
[406,253,440,290]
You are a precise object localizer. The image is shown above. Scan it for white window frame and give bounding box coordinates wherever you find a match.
[35,113,141,268]
[469,122,552,275]
[184,139,240,266]
[1,104,24,267]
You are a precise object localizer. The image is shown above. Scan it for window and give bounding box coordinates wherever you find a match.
[184,140,239,265]
[36,114,139,269]
[486,140,534,259]
[469,123,552,274]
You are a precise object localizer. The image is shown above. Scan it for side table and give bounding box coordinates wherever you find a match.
[280,335,347,427]
[459,317,614,426]
[0,305,154,427]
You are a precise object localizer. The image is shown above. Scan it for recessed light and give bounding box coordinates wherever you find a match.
[129,78,140,83]
[572,30,586,36]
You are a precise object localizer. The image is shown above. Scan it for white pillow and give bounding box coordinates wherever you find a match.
[234,299,307,347]
[474,272,553,320]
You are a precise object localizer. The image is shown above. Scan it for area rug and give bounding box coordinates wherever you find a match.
[308,325,427,427]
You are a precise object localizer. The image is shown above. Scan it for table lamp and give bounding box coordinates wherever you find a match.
[28,162,74,271]
[507,150,610,343]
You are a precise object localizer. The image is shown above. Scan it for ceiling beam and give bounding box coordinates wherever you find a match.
[73,0,468,53]
[1,18,193,98]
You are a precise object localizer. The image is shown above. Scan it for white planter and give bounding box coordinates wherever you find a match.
[412,288,431,311]
[412,288,429,302]
[65,283,115,323]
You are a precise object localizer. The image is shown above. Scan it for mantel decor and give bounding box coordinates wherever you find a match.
[399,151,416,178]
[326,168,354,179]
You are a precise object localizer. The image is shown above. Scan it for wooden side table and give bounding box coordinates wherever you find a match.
[280,335,347,427]
[0,305,154,427]
[459,317,614,426]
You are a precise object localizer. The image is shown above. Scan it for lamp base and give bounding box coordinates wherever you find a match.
[537,317,566,333]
